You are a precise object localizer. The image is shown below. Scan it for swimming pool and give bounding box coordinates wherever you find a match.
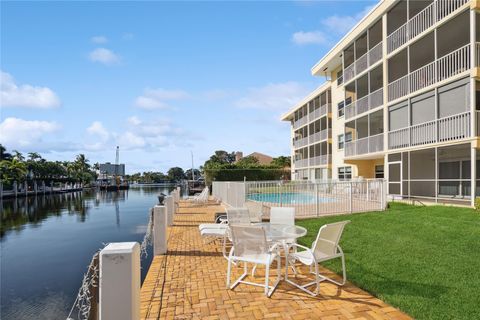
[247,192,334,204]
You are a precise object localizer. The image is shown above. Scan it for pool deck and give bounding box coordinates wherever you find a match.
[140,200,411,320]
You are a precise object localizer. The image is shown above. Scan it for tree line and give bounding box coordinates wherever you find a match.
[0,144,97,187]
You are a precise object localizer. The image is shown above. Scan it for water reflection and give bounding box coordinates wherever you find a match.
[0,186,167,320]
[0,190,133,238]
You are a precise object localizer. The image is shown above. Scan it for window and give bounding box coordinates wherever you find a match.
[375,165,384,178]
[338,101,345,117]
[338,134,345,150]
[337,70,343,85]
[338,167,352,180]
[345,131,352,143]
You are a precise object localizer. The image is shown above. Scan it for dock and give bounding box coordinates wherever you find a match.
[139,200,410,320]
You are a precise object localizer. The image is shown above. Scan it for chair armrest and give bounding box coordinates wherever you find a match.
[287,243,310,251]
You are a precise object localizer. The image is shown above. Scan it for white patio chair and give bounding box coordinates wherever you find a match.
[285,220,350,296]
[226,225,281,297]
[269,207,297,273]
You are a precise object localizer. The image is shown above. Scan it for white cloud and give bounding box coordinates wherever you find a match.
[118,131,146,150]
[292,4,375,46]
[0,117,60,148]
[87,121,110,142]
[127,116,142,126]
[88,48,120,65]
[235,81,313,112]
[134,88,189,110]
[292,31,328,45]
[321,5,375,35]
[91,35,108,44]
[0,71,61,108]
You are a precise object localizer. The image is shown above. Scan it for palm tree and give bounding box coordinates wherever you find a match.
[12,150,25,162]
[28,152,42,161]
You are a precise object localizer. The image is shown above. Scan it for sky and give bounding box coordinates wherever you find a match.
[0,0,376,174]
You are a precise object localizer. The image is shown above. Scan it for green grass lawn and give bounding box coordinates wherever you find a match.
[296,203,480,320]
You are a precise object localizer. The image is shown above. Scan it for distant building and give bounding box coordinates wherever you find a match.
[235,151,273,165]
[99,162,125,176]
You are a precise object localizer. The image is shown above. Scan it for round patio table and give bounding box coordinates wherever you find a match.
[253,222,307,242]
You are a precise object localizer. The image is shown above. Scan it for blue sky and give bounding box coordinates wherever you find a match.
[1,0,376,174]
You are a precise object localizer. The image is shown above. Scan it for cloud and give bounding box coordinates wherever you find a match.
[292,31,328,45]
[321,4,375,35]
[235,81,313,112]
[91,35,108,44]
[0,117,60,148]
[88,48,120,65]
[118,131,146,149]
[87,121,110,141]
[134,88,189,110]
[292,4,375,46]
[0,71,61,108]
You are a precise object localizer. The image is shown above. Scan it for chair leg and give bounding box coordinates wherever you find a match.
[226,258,232,289]
[264,263,270,296]
[314,263,320,295]
[251,264,257,277]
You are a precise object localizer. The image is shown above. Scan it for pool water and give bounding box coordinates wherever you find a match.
[247,192,334,204]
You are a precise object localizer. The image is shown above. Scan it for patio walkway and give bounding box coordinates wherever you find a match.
[140,201,411,320]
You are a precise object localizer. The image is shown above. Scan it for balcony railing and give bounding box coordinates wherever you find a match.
[309,154,331,166]
[388,111,470,149]
[343,41,383,84]
[387,0,468,54]
[295,159,309,168]
[309,129,331,145]
[344,88,384,120]
[294,136,309,149]
[293,115,309,129]
[387,44,470,102]
[309,103,331,121]
[345,133,384,157]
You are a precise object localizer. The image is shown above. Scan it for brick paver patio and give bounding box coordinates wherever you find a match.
[140,201,411,320]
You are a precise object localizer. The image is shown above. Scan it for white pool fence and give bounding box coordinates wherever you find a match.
[212,179,387,218]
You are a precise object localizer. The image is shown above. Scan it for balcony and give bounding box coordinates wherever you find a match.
[343,41,383,84]
[293,115,309,129]
[345,133,384,157]
[294,159,309,168]
[388,44,470,102]
[387,0,468,54]
[309,103,331,121]
[388,111,470,150]
[293,136,309,149]
[309,129,331,145]
[309,154,331,166]
[345,88,384,120]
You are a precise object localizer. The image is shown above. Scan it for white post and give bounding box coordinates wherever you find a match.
[153,205,168,255]
[165,195,174,226]
[176,186,181,200]
[99,242,140,320]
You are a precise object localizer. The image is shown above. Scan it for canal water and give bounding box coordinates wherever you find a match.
[0,186,169,320]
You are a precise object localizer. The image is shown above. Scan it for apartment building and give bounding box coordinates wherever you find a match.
[282,0,480,206]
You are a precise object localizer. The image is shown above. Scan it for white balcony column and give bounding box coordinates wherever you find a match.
[99,242,140,320]
[472,143,477,207]
[471,9,477,140]
[382,14,389,153]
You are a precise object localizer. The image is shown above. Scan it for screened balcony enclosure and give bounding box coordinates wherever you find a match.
[387,144,480,204]
[345,66,383,120]
[345,110,384,157]
[388,77,471,150]
[387,9,471,102]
